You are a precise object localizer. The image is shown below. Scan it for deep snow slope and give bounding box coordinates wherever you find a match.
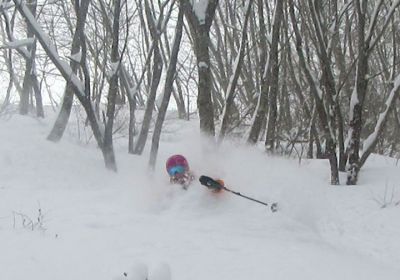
[0,114,399,280]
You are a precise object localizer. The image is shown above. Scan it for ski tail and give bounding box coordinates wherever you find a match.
[199,175,278,212]
[199,175,224,191]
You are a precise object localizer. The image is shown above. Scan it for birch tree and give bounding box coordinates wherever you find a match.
[247,0,284,145]
[181,0,219,137]
[102,0,123,172]
[218,0,254,142]
[149,2,184,168]
[12,0,118,170]
[346,0,400,185]
[264,0,284,152]
[289,0,340,184]
[133,0,168,155]
[47,0,90,142]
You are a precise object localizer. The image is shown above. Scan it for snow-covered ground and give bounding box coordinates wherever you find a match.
[1,114,400,280]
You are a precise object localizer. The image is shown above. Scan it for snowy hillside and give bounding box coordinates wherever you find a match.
[0,114,400,280]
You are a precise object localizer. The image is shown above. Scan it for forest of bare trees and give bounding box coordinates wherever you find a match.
[1,0,400,185]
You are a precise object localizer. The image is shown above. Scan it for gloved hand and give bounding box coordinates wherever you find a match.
[171,171,195,189]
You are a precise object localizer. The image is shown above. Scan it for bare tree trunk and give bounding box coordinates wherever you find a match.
[248,0,283,145]
[286,37,322,158]
[346,0,400,184]
[389,106,400,157]
[133,0,164,155]
[346,0,372,185]
[174,79,187,119]
[96,0,138,155]
[332,1,351,171]
[32,74,44,117]
[20,0,37,116]
[159,15,186,120]
[359,76,400,168]
[47,0,90,142]
[289,0,339,184]
[219,0,253,142]
[12,0,114,170]
[118,68,137,154]
[359,23,400,168]
[181,0,219,137]
[1,9,25,99]
[0,65,13,114]
[265,0,283,152]
[128,95,136,154]
[149,3,184,168]
[196,28,215,136]
[307,0,342,178]
[102,0,122,172]
[0,22,14,114]
[246,0,267,144]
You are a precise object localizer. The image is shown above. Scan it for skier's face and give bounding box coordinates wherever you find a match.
[168,165,186,177]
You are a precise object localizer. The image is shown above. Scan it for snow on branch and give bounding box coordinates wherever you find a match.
[1,38,34,49]
[360,73,400,165]
[367,0,400,51]
[327,1,353,54]
[12,0,85,98]
[365,0,384,47]
[0,0,14,11]
[1,6,31,59]
[109,61,121,77]
[69,51,82,63]
[190,0,209,24]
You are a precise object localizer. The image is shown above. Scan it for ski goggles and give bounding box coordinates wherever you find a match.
[168,165,186,177]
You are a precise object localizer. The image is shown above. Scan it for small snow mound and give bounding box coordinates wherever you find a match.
[114,262,171,280]
[149,262,171,280]
[114,261,148,280]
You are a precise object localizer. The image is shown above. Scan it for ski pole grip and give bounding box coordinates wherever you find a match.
[199,175,223,191]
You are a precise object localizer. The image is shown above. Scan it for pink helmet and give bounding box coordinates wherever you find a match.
[166,154,189,176]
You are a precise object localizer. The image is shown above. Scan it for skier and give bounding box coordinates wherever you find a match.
[166,154,195,189]
[166,157,278,211]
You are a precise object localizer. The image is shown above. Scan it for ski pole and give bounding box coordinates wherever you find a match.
[199,175,278,212]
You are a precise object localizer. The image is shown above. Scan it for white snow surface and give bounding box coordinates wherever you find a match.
[1,114,400,280]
